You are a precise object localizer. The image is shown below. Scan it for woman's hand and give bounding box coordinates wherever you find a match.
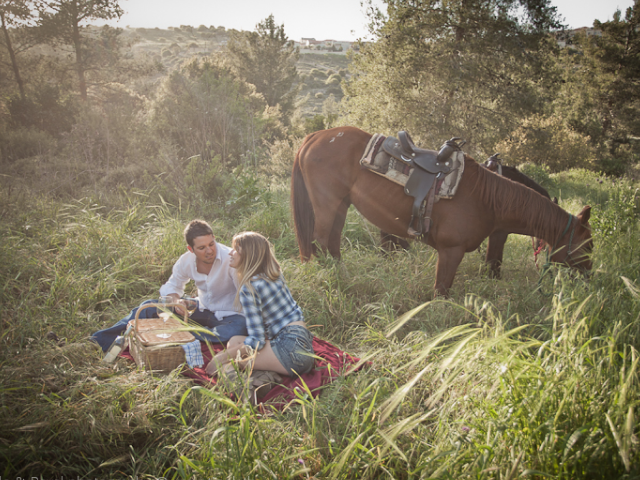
[205,357,225,376]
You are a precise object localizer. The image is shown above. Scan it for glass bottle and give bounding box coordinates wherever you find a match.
[103,324,133,363]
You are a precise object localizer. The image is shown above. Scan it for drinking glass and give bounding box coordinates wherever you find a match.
[156,295,173,339]
[182,299,197,318]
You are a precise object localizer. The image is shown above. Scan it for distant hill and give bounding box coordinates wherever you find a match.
[117,26,351,117]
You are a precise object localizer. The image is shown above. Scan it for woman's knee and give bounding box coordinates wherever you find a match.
[226,335,247,349]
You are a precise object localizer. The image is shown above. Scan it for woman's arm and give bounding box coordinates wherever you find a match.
[240,283,267,350]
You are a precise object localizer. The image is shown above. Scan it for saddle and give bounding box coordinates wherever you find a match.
[381,132,465,236]
[484,153,503,175]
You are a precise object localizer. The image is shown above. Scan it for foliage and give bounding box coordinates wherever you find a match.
[344,0,562,156]
[552,1,640,175]
[150,57,267,166]
[590,183,639,237]
[1,168,640,477]
[518,162,554,189]
[493,113,598,172]
[303,114,326,134]
[0,0,35,98]
[226,14,299,124]
[36,0,125,101]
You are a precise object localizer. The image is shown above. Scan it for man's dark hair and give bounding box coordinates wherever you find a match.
[184,220,214,247]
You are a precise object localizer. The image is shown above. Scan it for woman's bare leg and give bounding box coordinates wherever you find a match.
[205,336,289,376]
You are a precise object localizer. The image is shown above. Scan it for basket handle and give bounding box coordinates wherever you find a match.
[134,302,184,337]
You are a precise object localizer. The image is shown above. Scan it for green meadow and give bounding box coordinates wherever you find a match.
[1,167,639,478]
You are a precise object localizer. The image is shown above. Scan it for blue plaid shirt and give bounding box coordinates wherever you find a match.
[240,275,304,351]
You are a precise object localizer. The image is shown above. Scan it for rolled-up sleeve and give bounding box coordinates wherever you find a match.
[240,286,266,350]
[159,256,190,298]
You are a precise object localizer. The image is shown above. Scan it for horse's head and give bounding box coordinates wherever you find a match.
[550,205,593,273]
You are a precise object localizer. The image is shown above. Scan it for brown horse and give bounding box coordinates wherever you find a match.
[291,127,593,297]
[379,159,557,279]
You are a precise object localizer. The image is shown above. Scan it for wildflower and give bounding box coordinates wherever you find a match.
[461,426,470,433]
[298,458,305,465]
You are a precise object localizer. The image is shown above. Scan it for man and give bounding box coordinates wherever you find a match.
[91,219,248,352]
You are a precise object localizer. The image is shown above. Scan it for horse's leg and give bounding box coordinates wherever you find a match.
[310,191,349,259]
[485,231,508,279]
[328,197,350,258]
[380,230,410,252]
[434,246,466,297]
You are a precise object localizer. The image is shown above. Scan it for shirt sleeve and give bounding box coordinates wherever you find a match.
[159,254,190,298]
[240,284,266,351]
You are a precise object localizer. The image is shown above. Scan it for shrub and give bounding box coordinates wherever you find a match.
[519,162,553,189]
[590,183,639,237]
[0,127,56,163]
[315,92,324,99]
[325,74,341,85]
[494,114,597,172]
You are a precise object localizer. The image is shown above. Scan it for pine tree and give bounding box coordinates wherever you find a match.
[0,0,34,99]
[226,14,299,124]
[36,0,123,101]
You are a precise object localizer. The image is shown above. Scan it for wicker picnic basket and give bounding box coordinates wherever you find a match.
[127,303,196,373]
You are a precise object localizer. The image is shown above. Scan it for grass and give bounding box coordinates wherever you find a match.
[0,168,639,478]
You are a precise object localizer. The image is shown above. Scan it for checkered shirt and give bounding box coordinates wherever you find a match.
[241,275,304,351]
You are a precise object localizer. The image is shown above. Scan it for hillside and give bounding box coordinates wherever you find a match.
[118,25,351,117]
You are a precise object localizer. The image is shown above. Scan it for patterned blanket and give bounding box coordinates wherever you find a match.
[121,337,365,410]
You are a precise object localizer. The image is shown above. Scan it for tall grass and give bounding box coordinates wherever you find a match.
[0,168,638,478]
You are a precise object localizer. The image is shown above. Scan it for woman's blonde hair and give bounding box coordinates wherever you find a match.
[232,231,281,306]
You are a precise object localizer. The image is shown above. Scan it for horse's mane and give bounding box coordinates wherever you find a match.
[465,156,565,242]
[500,165,550,199]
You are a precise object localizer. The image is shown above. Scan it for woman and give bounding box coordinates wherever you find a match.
[205,231,315,377]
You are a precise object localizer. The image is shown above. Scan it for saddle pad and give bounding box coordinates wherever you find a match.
[360,134,465,199]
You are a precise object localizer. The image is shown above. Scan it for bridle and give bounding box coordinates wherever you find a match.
[538,214,578,295]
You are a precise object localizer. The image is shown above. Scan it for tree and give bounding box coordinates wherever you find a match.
[151,58,268,166]
[0,0,35,99]
[344,0,562,156]
[226,14,299,123]
[36,0,123,101]
[553,1,640,174]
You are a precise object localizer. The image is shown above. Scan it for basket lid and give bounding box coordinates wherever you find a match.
[128,318,195,346]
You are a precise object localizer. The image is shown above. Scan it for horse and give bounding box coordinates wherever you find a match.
[481,155,558,278]
[379,156,557,279]
[291,126,593,297]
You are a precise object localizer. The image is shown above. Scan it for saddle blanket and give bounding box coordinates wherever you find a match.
[360,133,465,199]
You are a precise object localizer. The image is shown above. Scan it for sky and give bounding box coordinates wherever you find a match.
[100,0,637,42]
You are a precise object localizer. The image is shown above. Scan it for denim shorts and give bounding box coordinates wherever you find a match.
[271,325,315,377]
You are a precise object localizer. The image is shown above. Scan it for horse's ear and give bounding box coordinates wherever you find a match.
[578,205,591,224]
[552,197,558,204]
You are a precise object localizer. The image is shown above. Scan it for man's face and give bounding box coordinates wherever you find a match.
[189,234,217,265]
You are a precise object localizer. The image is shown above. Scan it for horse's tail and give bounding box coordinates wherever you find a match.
[291,143,315,261]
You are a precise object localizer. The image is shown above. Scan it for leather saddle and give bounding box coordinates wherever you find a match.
[381,131,464,236]
[484,153,502,175]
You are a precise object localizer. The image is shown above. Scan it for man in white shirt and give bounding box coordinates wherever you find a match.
[91,220,247,352]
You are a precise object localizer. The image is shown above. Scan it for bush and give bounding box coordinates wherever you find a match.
[494,114,597,172]
[325,74,342,85]
[0,127,56,163]
[590,183,639,237]
[519,162,553,189]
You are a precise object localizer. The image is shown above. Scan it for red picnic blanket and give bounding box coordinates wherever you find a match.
[121,337,364,408]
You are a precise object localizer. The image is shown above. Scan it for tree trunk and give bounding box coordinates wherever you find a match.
[71,16,87,101]
[1,11,25,100]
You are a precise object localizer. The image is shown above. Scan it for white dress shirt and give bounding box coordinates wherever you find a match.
[159,242,241,318]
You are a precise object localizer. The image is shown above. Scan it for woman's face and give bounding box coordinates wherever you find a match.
[229,246,242,269]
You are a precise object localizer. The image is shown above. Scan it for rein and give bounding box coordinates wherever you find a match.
[538,214,577,296]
